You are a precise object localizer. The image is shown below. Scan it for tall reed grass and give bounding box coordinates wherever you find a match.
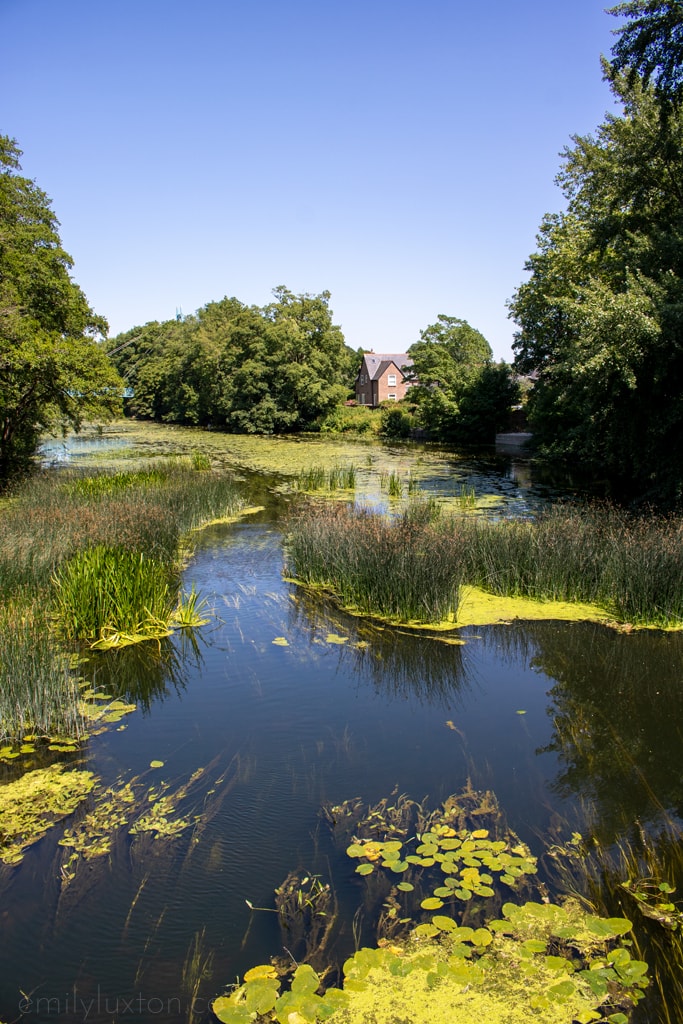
[0,601,84,741]
[286,500,683,628]
[285,500,462,623]
[52,546,176,643]
[0,461,244,738]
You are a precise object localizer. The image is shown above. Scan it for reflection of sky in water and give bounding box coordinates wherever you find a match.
[39,434,128,464]
[2,506,682,1022]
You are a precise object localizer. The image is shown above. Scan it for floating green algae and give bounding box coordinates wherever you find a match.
[0,764,95,865]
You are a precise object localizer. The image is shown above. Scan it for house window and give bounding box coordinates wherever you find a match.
[387,374,396,386]
[388,393,396,401]
[360,393,366,405]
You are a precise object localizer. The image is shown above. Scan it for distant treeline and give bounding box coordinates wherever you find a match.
[106,287,358,435]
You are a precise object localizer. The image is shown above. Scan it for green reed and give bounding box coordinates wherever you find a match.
[0,461,244,738]
[297,464,357,492]
[52,546,176,643]
[0,460,244,598]
[286,500,683,628]
[0,600,84,741]
[447,503,683,626]
[285,500,462,623]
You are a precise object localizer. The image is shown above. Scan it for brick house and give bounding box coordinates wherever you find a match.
[354,352,414,407]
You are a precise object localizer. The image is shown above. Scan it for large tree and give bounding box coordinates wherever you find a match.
[509,68,683,502]
[108,287,356,433]
[0,136,122,482]
[407,315,515,442]
[609,0,683,106]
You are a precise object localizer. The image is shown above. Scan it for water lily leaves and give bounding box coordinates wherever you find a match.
[245,977,279,1015]
[272,637,289,646]
[0,764,96,865]
[413,922,439,938]
[355,862,374,875]
[471,927,493,947]
[291,964,320,994]
[584,915,631,938]
[149,760,164,769]
[396,881,414,892]
[420,897,444,910]
[325,634,348,644]
[211,997,250,1023]
[432,915,457,932]
[244,964,278,981]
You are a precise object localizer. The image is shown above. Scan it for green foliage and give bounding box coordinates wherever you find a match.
[609,0,683,107]
[379,403,417,439]
[406,316,516,442]
[0,461,243,737]
[285,500,462,624]
[211,785,650,1022]
[0,136,123,484]
[318,404,381,435]
[509,70,683,503]
[51,546,176,645]
[287,499,683,629]
[347,822,538,907]
[108,287,357,434]
[0,599,84,741]
[213,963,348,1023]
[296,464,357,492]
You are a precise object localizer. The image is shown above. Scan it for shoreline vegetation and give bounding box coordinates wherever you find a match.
[0,457,246,743]
[285,499,683,632]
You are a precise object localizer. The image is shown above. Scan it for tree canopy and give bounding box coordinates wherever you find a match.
[107,287,357,433]
[609,0,683,106]
[509,62,683,502]
[0,136,122,482]
[406,315,516,442]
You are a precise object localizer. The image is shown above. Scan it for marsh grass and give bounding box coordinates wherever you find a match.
[0,460,243,597]
[286,500,683,628]
[52,546,176,643]
[0,601,84,741]
[297,464,357,492]
[0,461,243,737]
[285,500,462,623]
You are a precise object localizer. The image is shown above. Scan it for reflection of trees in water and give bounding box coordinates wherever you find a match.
[80,630,205,711]
[288,585,472,707]
[483,621,683,841]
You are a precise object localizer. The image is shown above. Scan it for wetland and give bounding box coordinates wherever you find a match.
[0,422,682,1023]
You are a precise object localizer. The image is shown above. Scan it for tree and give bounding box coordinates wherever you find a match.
[0,136,122,482]
[108,287,357,433]
[407,315,506,441]
[609,0,683,106]
[509,71,683,502]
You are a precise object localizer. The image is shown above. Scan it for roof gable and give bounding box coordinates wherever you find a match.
[360,353,413,381]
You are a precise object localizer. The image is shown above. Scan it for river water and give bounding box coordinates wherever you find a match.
[1,426,681,1023]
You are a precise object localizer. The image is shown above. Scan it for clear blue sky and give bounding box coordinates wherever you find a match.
[1,0,622,361]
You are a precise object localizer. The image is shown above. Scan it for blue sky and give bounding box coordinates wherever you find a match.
[2,0,621,361]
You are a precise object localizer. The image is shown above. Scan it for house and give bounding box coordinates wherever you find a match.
[354,352,414,407]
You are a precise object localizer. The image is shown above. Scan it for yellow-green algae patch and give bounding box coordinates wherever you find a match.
[286,578,614,636]
[326,933,618,1024]
[453,586,612,629]
[0,764,95,864]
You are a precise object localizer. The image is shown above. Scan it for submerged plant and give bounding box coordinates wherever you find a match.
[212,787,650,1023]
[0,764,96,865]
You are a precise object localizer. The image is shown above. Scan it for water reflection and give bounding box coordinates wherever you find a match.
[483,621,683,840]
[288,586,473,706]
[79,631,206,711]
